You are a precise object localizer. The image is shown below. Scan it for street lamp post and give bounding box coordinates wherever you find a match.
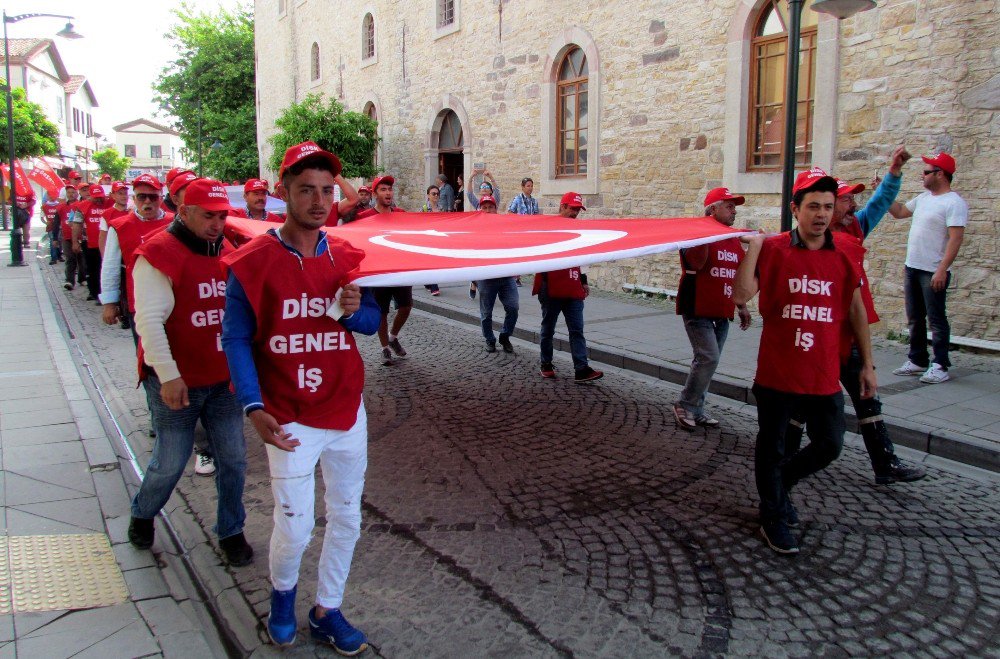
[2,11,81,262]
[779,0,877,232]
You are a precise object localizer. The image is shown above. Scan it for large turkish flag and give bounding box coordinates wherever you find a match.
[225,211,750,286]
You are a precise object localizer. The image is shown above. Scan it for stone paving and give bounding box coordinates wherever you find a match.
[39,259,1000,658]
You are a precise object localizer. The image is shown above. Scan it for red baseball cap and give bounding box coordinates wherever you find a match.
[63,179,78,190]
[99,173,112,181]
[111,181,129,193]
[88,184,106,198]
[358,185,371,194]
[478,194,498,207]
[182,178,234,212]
[244,178,269,193]
[67,170,82,180]
[278,141,342,181]
[560,191,586,210]
[372,175,395,191]
[791,166,837,196]
[165,167,193,185]
[921,152,956,175]
[132,173,163,191]
[704,187,745,207]
[836,178,865,196]
[169,172,200,197]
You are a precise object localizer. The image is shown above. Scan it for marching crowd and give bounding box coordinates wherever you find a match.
[27,137,967,652]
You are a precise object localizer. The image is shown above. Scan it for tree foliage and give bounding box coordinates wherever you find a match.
[0,84,60,160]
[93,148,130,181]
[153,2,257,181]
[268,95,379,181]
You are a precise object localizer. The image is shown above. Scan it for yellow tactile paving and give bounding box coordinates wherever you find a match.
[7,534,128,613]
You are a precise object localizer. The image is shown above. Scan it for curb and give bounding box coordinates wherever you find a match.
[412,297,999,474]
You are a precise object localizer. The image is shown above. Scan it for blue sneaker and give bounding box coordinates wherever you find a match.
[267,586,297,647]
[309,607,368,656]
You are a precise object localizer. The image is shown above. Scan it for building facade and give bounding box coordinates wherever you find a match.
[113,119,191,179]
[254,0,1000,340]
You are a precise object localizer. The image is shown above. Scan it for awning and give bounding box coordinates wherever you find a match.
[42,156,74,169]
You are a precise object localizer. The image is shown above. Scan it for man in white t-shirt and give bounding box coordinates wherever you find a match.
[888,152,968,384]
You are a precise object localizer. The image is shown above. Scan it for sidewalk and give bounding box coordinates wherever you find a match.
[0,244,228,658]
[413,280,1000,473]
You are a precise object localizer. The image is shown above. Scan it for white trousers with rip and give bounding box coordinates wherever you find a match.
[265,403,367,609]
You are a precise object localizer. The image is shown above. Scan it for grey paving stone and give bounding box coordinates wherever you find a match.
[0,422,80,447]
[136,598,199,636]
[11,495,104,533]
[0,407,74,431]
[2,441,85,470]
[124,566,172,602]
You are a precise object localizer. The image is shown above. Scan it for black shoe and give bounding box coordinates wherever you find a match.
[220,532,254,567]
[148,427,156,438]
[63,282,73,291]
[128,516,155,549]
[498,333,514,353]
[86,294,95,301]
[49,260,57,265]
[574,366,604,383]
[760,520,799,554]
[875,459,927,485]
[485,342,497,353]
[120,317,131,330]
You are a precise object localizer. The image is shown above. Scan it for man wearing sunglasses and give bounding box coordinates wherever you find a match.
[888,152,968,384]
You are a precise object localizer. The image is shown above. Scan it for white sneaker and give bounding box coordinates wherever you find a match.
[892,360,925,376]
[919,363,950,384]
[194,452,216,476]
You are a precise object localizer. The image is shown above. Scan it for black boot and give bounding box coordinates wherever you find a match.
[862,420,926,484]
[128,516,155,549]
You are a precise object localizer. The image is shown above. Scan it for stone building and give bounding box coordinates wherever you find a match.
[254,0,999,340]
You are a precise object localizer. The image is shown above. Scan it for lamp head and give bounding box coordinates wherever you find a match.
[811,0,877,19]
[56,22,83,39]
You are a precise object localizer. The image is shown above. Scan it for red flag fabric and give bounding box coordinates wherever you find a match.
[0,162,34,198]
[225,212,750,286]
[27,157,64,198]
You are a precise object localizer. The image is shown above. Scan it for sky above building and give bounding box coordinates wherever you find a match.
[4,0,244,136]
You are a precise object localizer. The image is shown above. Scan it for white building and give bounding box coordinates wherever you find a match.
[113,118,192,179]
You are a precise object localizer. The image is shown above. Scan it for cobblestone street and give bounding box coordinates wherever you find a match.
[41,263,1000,658]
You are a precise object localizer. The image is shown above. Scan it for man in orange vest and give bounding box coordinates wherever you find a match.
[534,192,603,382]
[126,178,252,567]
[673,187,752,430]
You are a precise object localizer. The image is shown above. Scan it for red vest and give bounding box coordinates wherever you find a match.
[135,231,231,387]
[231,208,283,223]
[832,232,879,360]
[110,212,174,309]
[355,206,406,220]
[223,234,367,430]
[102,206,129,227]
[57,201,76,236]
[81,199,111,244]
[42,201,60,229]
[676,237,743,319]
[832,218,864,241]
[754,233,860,395]
[531,267,586,300]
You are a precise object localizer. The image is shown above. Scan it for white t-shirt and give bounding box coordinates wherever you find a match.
[904,191,968,272]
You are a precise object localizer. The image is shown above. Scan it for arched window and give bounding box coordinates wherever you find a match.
[556,46,588,177]
[364,101,379,168]
[363,14,375,60]
[747,0,818,171]
[438,110,463,151]
[310,42,320,81]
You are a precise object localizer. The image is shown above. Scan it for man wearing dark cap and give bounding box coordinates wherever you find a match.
[232,179,283,222]
[126,178,252,568]
[734,167,877,555]
[888,152,967,384]
[534,192,602,382]
[357,175,412,365]
[672,187,751,430]
[222,141,379,654]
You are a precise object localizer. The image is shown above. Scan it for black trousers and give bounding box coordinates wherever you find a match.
[84,246,102,299]
[753,384,845,524]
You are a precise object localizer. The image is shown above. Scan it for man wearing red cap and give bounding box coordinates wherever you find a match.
[41,191,62,264]
[534,192,602,382]
[672,187,751,430]
[126,178,252,567]
[338,185,372,224]
[357,175,413,365]
[473,194,520,354]
[734,167,877,555]
[99,181,131,256]
[231,179,282,222]
[222,141,379,654]
[162,168,195,215]
[58,182,85,289]
[888,152,967,384]
[71,184,112,303]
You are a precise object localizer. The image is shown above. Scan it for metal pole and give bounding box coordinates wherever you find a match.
[2,11,14,232]
[780,0,804,233]
[197,100,202,176]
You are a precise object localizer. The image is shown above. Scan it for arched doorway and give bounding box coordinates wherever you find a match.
[436,110,463,194]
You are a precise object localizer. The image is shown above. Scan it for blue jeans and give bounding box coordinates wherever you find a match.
[678,315,730,417]
[903,266,951,369]
[477,277,519,344]
[131,374,247,539]
[539,294,588,370]
[49,227,62,261]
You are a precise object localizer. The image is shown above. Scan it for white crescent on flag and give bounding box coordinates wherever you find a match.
[225,211,751,286]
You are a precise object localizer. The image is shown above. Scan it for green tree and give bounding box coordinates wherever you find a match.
[153,2,257,181]
[0,84,60,160]
[92,148,130,181]
[268,94,379,180]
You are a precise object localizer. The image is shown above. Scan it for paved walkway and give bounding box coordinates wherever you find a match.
[0,239,228,658]
[412,280,1000,473]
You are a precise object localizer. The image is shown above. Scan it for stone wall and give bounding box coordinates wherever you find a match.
[254,0,1000,340]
